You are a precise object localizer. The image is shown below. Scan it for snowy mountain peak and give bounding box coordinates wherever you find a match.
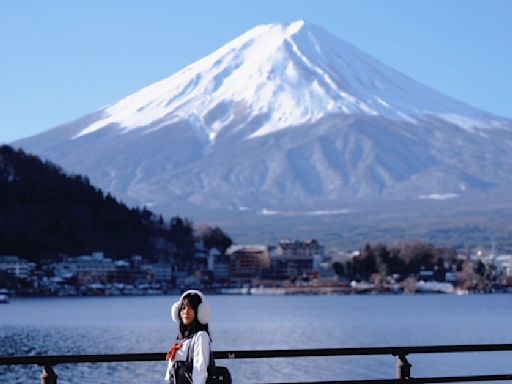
[74,20,508,141]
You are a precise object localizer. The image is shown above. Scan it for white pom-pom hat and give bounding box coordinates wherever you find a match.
[171,289,212,325]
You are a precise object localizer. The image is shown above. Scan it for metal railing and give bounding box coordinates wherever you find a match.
[1,343,512,383]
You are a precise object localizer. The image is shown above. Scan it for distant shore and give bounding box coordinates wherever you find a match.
[4,284,512,299]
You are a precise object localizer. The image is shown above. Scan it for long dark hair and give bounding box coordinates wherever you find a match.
[178,292,210,340]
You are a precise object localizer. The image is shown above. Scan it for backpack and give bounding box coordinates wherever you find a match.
[206,358,231,384]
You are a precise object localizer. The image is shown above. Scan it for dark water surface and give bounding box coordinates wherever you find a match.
[1,294,511,383]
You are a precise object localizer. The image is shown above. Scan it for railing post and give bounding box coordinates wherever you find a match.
[40,365,58,384]
[396,353,411,380]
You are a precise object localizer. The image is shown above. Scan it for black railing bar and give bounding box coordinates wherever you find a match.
[416,373,512,383]
[260,373,512,384]
[257,380,404,384]
[215,344,512,359]
[0,353,165,366]
[3,344,512,366]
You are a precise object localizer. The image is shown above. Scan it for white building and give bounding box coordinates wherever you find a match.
[0,255,36,278]
[493,254,512,276]
[274,239,324,276]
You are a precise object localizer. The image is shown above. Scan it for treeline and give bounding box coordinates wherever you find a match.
[333,242,460,281]
[0,145,231,262]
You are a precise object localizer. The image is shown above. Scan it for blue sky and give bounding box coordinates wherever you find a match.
[1,0,511,143]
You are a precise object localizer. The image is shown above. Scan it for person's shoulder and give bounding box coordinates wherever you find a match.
[194,331,211,350]
[195,331,209,340]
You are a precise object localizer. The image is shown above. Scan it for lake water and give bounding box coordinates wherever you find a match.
[1,294,512,383]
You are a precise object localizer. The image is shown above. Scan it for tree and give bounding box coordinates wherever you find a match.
[168,216,195,258]
[201,226,232,254]
[332,262,345,277]
[474,260,486,276]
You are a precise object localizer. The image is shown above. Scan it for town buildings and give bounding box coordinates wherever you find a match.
[1,240,512,296]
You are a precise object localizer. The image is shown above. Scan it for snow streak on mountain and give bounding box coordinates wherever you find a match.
[14,20,512,219]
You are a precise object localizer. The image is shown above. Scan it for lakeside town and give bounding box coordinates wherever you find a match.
[1,238,512,299]
[3,146,512,301]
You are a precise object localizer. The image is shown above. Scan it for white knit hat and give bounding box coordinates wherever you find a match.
[171,289,212,325]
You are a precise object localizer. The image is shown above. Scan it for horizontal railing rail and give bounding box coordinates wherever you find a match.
[2,343,512,383]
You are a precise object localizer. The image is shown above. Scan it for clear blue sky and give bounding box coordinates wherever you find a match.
[1,0,511,143]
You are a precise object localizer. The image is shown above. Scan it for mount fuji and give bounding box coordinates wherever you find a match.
[14,20,512,245]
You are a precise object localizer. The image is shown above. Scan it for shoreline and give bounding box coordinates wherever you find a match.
[4,285,512,299]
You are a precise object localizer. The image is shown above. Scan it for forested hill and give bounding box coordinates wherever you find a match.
[0,145,229,262]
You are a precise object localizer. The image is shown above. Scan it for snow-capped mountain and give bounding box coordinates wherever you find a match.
[74,20,506,141]
[14,20,512,220]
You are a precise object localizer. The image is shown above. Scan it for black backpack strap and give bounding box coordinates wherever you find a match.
[186,333,216,375]
[209,349,216,369]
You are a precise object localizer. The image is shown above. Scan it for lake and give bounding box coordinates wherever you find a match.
[1,294,512,383]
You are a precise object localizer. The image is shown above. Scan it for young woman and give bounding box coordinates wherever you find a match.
[165,290,212,384]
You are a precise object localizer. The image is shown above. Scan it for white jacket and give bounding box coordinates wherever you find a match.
[165,331,211,384]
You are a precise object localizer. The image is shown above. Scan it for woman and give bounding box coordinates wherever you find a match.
[165,290,212,384]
